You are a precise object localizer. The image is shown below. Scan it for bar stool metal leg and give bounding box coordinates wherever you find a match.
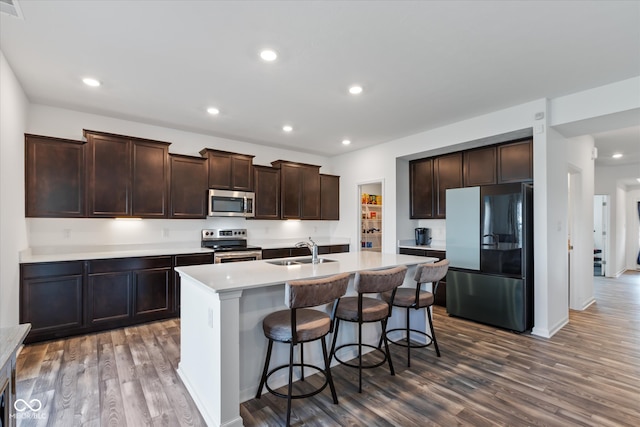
[286,342,294,426]
[255,339,274,399]
[427,306,441,357]
[322,337,338,404]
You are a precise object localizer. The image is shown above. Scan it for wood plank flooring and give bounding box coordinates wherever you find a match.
[15,272,640,426]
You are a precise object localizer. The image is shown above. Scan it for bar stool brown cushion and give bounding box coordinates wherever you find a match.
[262,309,331,342]
[334,296,389,322]
[382,288,434,307]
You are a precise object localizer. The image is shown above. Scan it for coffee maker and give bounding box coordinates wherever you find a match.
[415,228,432,246]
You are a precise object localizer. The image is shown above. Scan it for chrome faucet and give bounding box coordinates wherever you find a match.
[296,237,318,264]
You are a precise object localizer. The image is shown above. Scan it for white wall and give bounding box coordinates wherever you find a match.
[0,52,30,328]
[25,105,341,249]
[566,135,595,310]
[594,163,640,276]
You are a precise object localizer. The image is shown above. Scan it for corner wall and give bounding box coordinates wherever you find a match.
[566,135,595,310]
[0,52,30,328]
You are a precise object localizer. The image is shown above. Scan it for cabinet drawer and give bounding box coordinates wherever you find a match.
[21,261,83,279]
[89,256,172,273]
[262,248,291,259]
[174,253,214,266]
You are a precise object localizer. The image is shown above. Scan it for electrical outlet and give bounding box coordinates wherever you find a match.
[162,228,169,238]
[63,229,71,239]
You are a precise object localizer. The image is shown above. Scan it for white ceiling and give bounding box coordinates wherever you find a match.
[1,1,639,159]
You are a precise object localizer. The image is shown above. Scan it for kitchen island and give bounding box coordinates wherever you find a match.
[176,251,437,427]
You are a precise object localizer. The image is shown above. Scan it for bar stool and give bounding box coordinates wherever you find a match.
[329,265,407,392]
[382,259,449,367]
[255,272,350,426]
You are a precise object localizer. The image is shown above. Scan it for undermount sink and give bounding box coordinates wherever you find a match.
[295,257,336,264]
[266,259,301,266]
[266,257,337,266]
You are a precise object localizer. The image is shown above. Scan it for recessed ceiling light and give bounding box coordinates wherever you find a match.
[348,85,363,95]
[260,50,278,61]
[612,153,623,159]
[82,78,101,87]
[637,178,640,183]
[207,107,220,115]
[342,139,351,145]
[282,125,293,132]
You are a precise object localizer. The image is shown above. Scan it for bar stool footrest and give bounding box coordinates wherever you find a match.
[386,327,434,348]
[264,363,329,400]
[333,343,388,369]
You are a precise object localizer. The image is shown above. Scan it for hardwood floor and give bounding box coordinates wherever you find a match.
[16,272,640,426]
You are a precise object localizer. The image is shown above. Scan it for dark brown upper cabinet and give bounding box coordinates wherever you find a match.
[271,160,321,220]
[84,130,170,218]
[253,165,280,219]
[320,174,340,220]
[464,146,497,187]
[434,152,463,218]
[409,158,434,219]
[25,134,86,217]
[169,154,208,219]
[200,149,254,191]
[498,139,533,183]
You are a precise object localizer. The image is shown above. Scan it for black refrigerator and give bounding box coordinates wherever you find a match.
[445,183,533,332]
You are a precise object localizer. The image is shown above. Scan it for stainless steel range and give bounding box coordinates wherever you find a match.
[201,229,262,263]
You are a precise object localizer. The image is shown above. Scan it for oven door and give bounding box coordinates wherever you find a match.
[214,250,263,264]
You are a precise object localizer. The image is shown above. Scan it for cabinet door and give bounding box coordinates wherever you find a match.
[434,152,463,218]
[320,174,340,220]
[132,140,169,217]
[280,164,302,219]
[134,267,172,319]
[204,150,254,191]
[301,166,321,219]
[20,274,83,334]
[87,272,132,325]
[169,154,208,218]
[254,166,280,219]
[207,151,232,189]
[464,146,497,186]
[232,156,253,191]
[87,134,131,217]
[410,158,434,219]
[498,139,533,183]
[25,134,86,217]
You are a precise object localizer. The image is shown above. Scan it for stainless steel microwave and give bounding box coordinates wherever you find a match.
[208,189,255,217]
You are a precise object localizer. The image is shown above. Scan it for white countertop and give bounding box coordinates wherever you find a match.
[176,251,437,293]
[0,324,31,370]
[397,239,446,252]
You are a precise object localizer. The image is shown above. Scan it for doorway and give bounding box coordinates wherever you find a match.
[359,182,383,252]
[593,195,609,277]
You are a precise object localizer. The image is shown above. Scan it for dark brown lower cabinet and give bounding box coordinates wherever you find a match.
[87,256,173,327]
[20,261,84,342]
[21,255,178,343]
[88,271,132,325]
[399,248,447,307]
